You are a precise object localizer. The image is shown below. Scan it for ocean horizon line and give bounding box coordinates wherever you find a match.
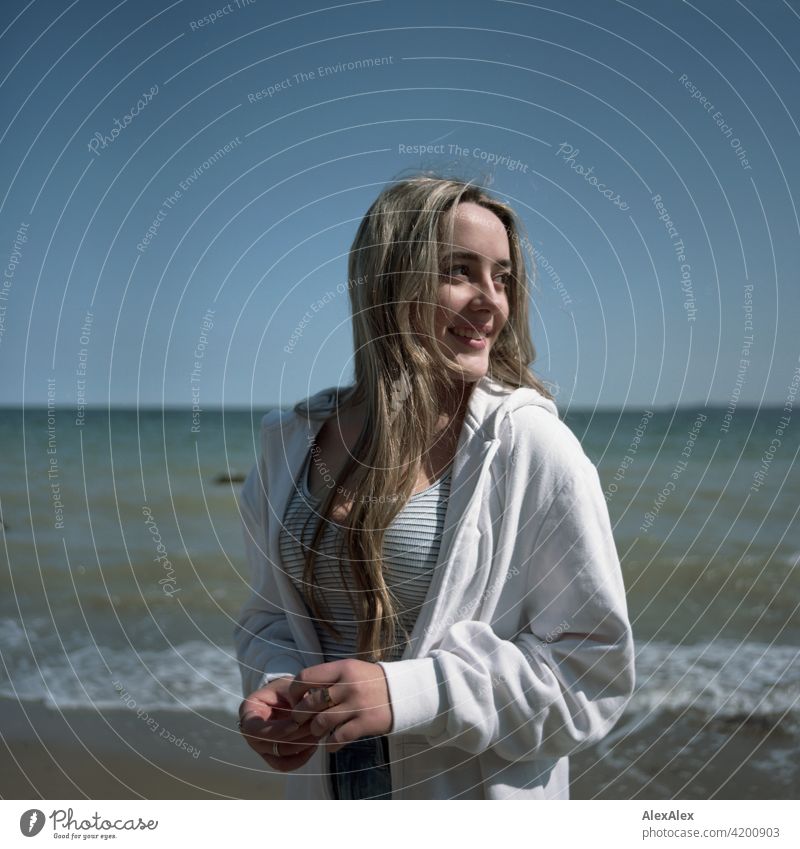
[0,402,788,414]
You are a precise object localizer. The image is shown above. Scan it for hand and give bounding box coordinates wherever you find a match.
[287,659,393,753]
[238,677,321,773]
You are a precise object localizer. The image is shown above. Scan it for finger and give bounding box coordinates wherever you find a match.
[324,719,362,753]
[309,704,354,738]
[278,719,318,743]
[256,722,316,743]
[251,736,320,757]
[240,717,299,741]
[240,691,300,727]
[253,733,319,755]
[251,729,320,751]
[239,678,298,720]
[238,700,268,725]
[262,746,317,774]
[238,691,281,724]
[241,684,284,711]
[288,686,343,725]
[286,663,344,703]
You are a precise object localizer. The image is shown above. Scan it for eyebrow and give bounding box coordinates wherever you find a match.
[444,250,512,269]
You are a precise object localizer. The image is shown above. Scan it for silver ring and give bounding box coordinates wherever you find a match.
[272,741,280,757]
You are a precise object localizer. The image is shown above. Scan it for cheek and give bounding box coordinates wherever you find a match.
[435,290,456,332]
[435,313,451,338]
[500,292,511,323]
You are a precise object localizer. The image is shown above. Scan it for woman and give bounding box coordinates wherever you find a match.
[234,174,635,800]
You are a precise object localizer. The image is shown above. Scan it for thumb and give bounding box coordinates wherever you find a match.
[240,689,279,722]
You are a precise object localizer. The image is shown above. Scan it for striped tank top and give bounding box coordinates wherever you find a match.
[279,448,452,662]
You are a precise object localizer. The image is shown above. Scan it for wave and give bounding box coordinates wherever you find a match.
[0,618,243,713]
[1,618,798,722]
[631,640,800,724]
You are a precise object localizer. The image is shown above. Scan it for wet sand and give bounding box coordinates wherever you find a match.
[1,698,795,799]
[0,698,282,799]
[570,709,798,800]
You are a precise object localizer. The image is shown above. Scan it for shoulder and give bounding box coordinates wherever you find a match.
[260,408,293,431]
[258,384,347,436]
[242,408,300,508]
[498,403,608,533]
[501,401,594,481]
[240,409,297,512]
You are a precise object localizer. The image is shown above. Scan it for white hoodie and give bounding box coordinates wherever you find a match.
[234,374,635,799]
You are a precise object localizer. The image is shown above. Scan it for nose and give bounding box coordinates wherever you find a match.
[468,269,505,312]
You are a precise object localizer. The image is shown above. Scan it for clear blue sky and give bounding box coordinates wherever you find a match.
[1,0,798,410]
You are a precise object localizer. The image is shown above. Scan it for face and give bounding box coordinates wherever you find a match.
[433,201,512,384]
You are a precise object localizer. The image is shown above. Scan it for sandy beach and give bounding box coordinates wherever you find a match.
[1,697,795,799]
[0,698,282,800]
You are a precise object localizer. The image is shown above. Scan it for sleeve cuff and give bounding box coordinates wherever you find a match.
[263,672,297,684]
[377,657,448,737]
[260,655,305,687]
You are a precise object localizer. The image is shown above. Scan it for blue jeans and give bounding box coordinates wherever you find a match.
[328,735,392,799]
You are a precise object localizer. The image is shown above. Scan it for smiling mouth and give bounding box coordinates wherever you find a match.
[447,327,488,349]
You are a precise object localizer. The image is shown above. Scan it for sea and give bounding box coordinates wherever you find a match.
[0,404,797,797]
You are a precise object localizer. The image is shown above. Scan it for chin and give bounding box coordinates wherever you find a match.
[435,337,492,382]
[451,356,489,383]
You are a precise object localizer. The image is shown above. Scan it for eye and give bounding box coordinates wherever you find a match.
[441,263,470,280]
[495,273,512,287]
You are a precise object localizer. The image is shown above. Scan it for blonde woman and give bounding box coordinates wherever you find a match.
[234,174,635,800]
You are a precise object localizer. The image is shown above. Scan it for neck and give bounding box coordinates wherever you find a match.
[438,378,473,412]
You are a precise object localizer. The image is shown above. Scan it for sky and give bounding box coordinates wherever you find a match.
[0,0,798,411]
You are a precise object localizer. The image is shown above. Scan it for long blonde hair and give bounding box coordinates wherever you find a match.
[292,172,552,661]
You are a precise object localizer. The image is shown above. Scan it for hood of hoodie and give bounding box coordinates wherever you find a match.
[292,374,559,443]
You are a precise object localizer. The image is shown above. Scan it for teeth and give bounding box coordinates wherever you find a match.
[450,327,484,340]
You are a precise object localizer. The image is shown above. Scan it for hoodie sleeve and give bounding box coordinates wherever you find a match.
[377,409,635,762]
[233,416,306,696]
